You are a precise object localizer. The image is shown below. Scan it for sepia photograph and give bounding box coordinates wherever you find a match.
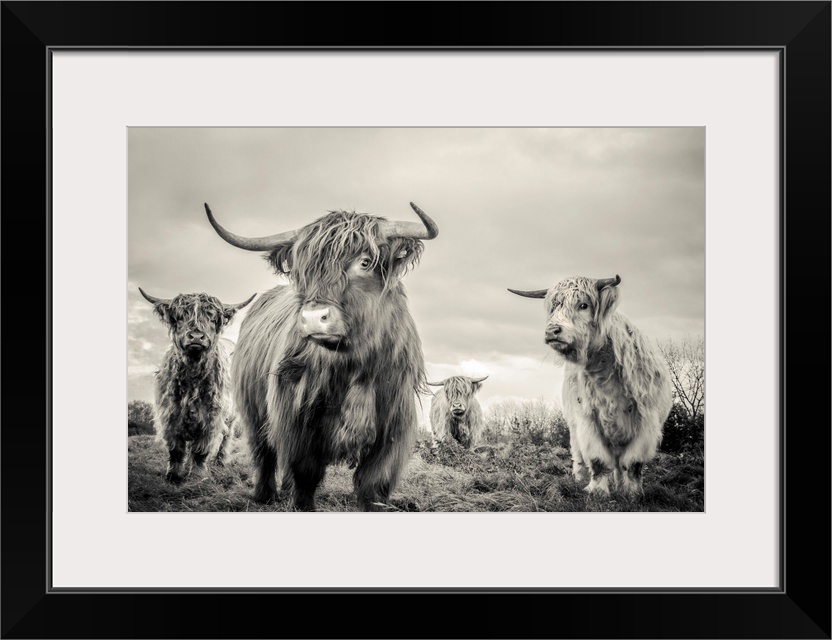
[128,126,705,513]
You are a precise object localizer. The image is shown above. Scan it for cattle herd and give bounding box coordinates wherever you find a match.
[139,201,674,510]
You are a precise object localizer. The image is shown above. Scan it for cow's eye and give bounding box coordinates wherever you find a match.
[579,303,589,310]
[358,257,373,270]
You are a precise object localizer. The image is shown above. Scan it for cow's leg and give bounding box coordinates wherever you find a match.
[568,423,589,481]
[353,436,411,512]
[619,460,645,496]
[165,436,188,484]
[191,424,222,476]
[619,429,659,496]
[586,458,614,495]
[213,420,233,467]
[250,441,278,504]
[191,448,209,470]
[289,455,326,512]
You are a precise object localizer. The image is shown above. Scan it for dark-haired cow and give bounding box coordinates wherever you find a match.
[140,288,255,483]
[428,376,488,449]
[205,201,438,511]
[509,275,673,495]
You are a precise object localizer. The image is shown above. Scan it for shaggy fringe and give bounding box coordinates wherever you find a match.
[263,211,424,300]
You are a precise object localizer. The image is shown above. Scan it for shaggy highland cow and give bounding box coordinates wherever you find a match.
[140,288,255,483]
[205,201,438,511]
[428,376,488,449]
[509,275,673,495]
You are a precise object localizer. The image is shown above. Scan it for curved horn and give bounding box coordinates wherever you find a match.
[468,376,489,384]
[507,288,549,299]
[377,202,439,241]
[595,274,621,291]
[426,380,445,387]
[224,293,257,313]
[138,287,171,306]
[205,203,299,252]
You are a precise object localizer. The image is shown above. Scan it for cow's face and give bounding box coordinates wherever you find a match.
[140,290,254,361]
[205,202,438,352]
[543,276,620,364]
[430,376,487,418]
[266,212,423,350]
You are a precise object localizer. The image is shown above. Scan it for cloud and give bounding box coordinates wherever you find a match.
[127,127,704,406]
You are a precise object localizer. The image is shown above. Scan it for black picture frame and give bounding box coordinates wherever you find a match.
[2,2,829,638]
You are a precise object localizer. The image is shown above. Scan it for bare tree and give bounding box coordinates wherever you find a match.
[657,335,705,419]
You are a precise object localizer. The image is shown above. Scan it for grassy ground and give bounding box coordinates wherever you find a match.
[128,432,704,513]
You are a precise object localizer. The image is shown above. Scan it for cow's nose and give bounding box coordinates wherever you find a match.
[301,306,333,335]
[452,402,464,410]
[187,330,204,339]
[545,325,562,340]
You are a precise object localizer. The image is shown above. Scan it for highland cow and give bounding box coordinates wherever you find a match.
[509,275,673,495]
[428,376,488,449]
[140,288,255,483]
[205,201,438,511]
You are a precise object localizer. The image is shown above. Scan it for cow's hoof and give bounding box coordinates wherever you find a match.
[253,490,277,505]
[165,472,185,485]
[584,485,610,497]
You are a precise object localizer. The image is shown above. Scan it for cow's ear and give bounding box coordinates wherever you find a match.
[264,244,294,275]
[596,284,620,321]
[152,302,173,325]
[222,294,256,326]
[386,237,424,279]
[221,307,237,326]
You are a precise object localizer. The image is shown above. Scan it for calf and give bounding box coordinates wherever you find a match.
[140,288,255,483]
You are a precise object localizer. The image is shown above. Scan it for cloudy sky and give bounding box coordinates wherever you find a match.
[128,127,704,420]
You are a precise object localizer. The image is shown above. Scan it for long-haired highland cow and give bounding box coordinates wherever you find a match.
[509,275,673,495]
[140,288,255,483]
[428,376,488,449]
[205,201,438,511]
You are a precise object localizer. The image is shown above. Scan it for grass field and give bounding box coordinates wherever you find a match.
[128,427,704,513]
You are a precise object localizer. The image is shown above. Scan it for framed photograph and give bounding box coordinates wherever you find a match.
[3,2,829,638]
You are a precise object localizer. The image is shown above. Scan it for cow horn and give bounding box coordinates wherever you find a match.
[595,274,621,290]
[378,202,439,241]
[507,288,549,299]
[138,287,171,306]
[224,293,257,312]
[468,376,489,384]
[426,380,445,387]
[205,203,300,251]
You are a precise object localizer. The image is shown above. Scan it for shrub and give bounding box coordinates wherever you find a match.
[482,399,569,448]
[128,400,155,436]
[661,402,704,455]
[128,419,155,436]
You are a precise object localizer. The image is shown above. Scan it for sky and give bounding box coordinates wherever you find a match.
[128,127,704,422]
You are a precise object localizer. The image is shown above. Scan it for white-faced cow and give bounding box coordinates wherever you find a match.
[205,201,438,511]
[509,275,673,495]
[140,288,255,483]
[428,375,488,449]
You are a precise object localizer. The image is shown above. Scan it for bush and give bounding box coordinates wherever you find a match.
[128,419,155,436]
[128,400,155,436]
[483,399,570,448]
[661,403,704,455]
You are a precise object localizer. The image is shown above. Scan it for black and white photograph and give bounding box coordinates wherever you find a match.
[4,0,824,634]
[127,126,705,513]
